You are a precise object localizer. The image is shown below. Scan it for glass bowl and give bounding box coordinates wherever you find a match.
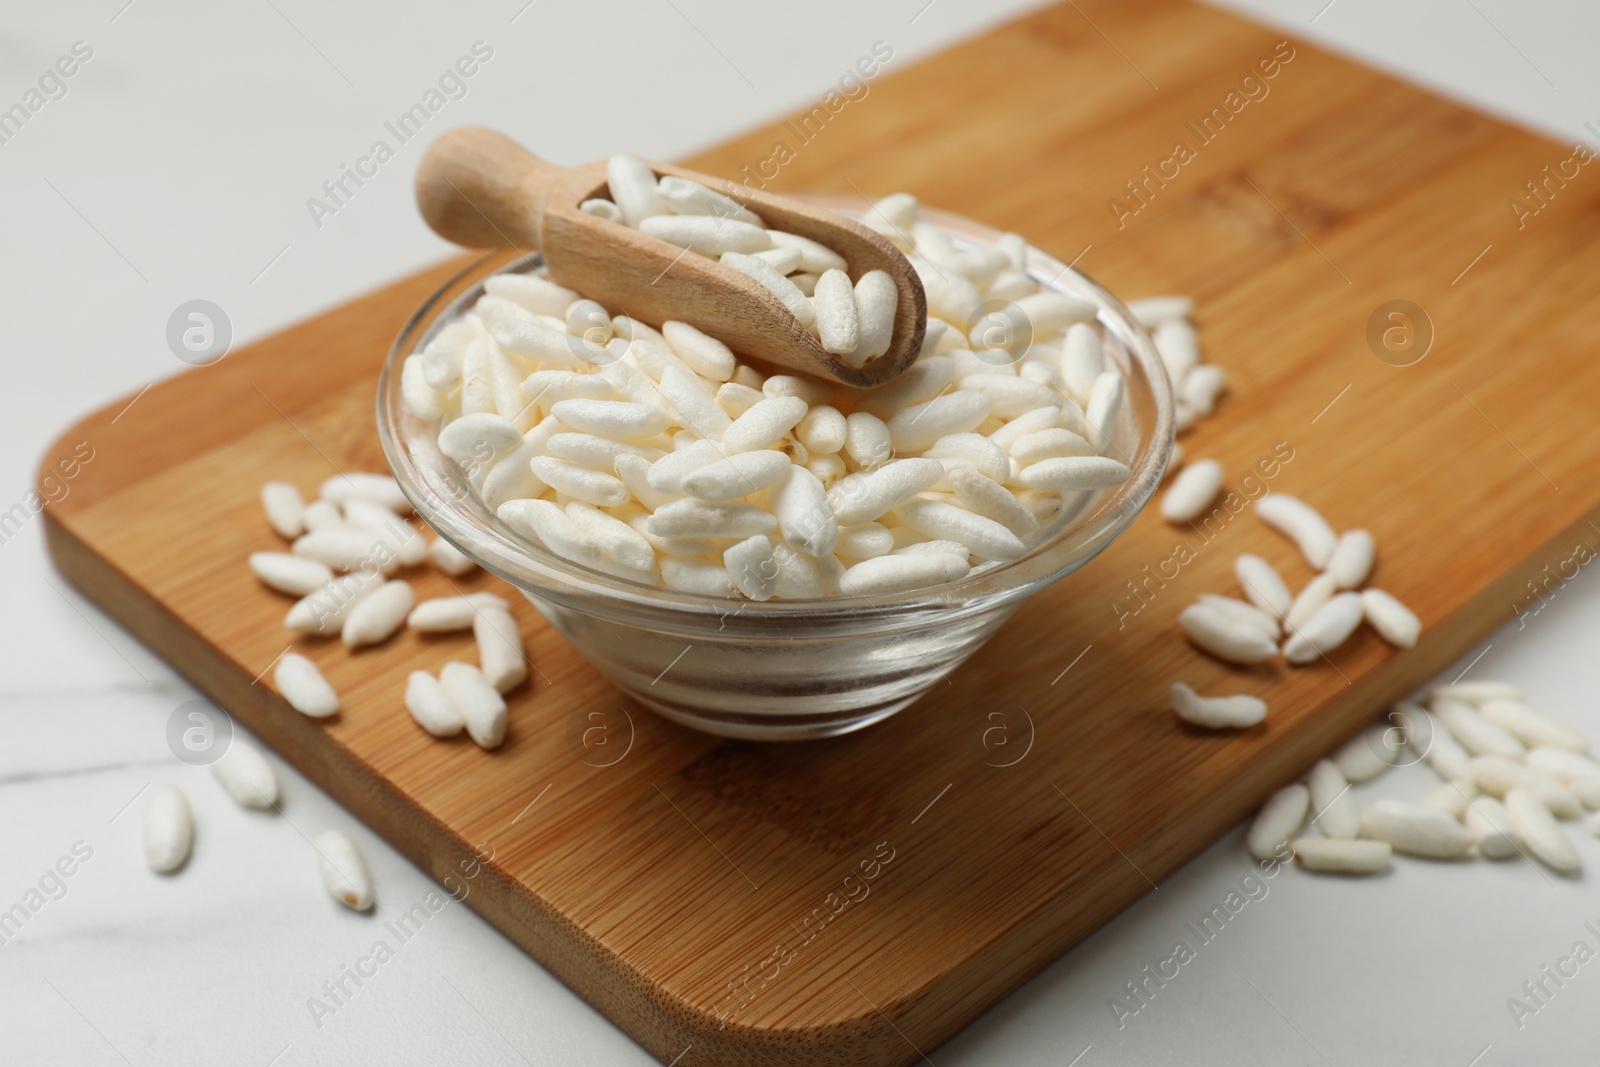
[377,199,1173,740]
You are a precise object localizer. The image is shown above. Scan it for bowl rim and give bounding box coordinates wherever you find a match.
[377,199,1174,626]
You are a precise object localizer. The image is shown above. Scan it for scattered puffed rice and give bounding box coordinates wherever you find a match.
[1256,494,1337,570]
[405,670,466,738]
[1126,295,1194,326]
[440,662,507,749]
[407,594,508,633]
[275,652,340,718]
[473,606,527,693]
[316,829,375,910]
[1482,701,1587,754]
[1178,602,1278,665]
[1410,705,1473,782]
[1195,594,1280,642]
[1359,799,1473,859]
[1262,683,1596,882]
[1234,554,1292,620]
[212,742,279,809]
[342,580,415,649]
[1333,724,1396,783]
[1293,837,1391,875]
[1247,783,1308,860]
[320,472,408,513]
[285,572,384,636]
[1527,748,1600,807]
[1160,459,1223,523]
[1282,592,1364,664]
[250,552,334,597]
[1468,756,1581,818]
[143,783,194,874]
[1170,682,1266,729]
[1432,681,1522,705]
[1284,573,1337,634]
[1506,788,1579,873]
[261,482,306,539]
[1360,588,1419,648]
[1465,796,1521,859]
[1326,530,1375,589]
[1423,780,1474,820]
[1432,699,1525,760]
[1308,760,1359,839]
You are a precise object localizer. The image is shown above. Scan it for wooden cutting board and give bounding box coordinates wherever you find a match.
[40,1,1600,1062]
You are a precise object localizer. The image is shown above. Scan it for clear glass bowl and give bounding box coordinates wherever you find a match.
[377,199,1173,740]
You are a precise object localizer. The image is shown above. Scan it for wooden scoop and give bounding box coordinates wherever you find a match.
[414,127,925,387]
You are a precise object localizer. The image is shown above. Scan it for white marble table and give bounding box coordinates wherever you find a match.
[4,1,1598,1062]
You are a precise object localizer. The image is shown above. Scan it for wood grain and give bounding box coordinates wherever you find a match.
[414,126,927,386]
[38,1,1600,1063]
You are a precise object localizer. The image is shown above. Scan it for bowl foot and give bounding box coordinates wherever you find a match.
[630,692,920,741]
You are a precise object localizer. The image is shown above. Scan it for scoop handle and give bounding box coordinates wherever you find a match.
[414,126,559,250]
